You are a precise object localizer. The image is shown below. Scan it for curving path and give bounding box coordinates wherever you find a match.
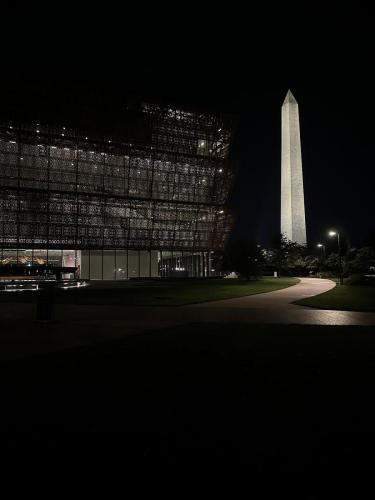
[1,277,375,360]
[184,278,375,325]
[191,277,335,309]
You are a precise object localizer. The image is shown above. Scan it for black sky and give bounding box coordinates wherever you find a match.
[1,9,373,248]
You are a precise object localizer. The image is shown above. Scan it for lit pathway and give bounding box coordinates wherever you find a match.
[1,278,375,360]
[190,277,335,309]
[183,278,375,326]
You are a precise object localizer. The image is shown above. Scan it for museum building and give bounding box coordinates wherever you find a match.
[0,103,236,279]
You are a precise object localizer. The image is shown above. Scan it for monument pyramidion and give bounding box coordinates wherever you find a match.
[281,89,307,245]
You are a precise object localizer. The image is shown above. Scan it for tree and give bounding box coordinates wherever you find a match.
[325,253,341,274]
[227,240,263,280]
[266,234,305,275]
[304,255,319,274]
[346,246,375,274]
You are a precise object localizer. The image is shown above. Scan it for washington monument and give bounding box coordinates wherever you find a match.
[281,89,307,245]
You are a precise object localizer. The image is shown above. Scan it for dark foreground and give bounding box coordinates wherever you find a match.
[2,323,375,480]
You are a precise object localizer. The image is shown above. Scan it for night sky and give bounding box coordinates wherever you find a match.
[1,11,373,248]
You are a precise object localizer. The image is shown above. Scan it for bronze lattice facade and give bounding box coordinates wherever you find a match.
[0,104,236,278]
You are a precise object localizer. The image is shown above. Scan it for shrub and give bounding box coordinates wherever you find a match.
[345,274,368,286]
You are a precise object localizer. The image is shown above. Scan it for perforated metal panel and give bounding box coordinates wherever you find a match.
[0,104,236,253]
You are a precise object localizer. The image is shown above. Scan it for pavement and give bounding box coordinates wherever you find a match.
[183,277,375,326]
[1,277,375,360]
[190,277,336,308]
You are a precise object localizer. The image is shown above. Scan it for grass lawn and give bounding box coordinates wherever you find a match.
[0,276,298,306]
[295,284,375,312]
[2,321,375,476]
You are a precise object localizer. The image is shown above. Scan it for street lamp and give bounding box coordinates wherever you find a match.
[317,243,326,276]
[328,230,343,284]
[317,243,326,258]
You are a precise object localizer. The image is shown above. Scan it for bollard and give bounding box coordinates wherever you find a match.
[36,282,56,322]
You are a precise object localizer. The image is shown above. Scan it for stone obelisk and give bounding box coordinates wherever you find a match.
[281,89,307,245]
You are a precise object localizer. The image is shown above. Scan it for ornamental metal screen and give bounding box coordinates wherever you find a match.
[0,104,236,253]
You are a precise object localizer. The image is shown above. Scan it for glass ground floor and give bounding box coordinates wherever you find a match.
[0,249,216,279]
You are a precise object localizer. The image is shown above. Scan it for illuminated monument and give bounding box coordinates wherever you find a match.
[281,89,307,245]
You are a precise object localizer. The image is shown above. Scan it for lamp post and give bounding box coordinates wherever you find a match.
[317,243,326,259]
[317,243,326,275]
[328,230,343,284]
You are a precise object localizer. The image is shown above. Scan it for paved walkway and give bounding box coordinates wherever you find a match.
[190,277,335,309]
[184,278,375,325]
[1,278,375,360]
